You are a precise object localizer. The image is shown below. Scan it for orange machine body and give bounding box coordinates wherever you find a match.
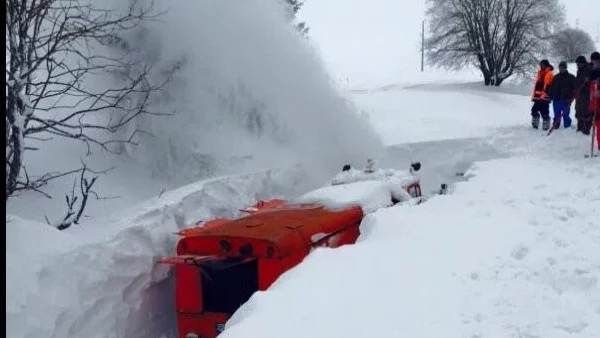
[160,202,364,338]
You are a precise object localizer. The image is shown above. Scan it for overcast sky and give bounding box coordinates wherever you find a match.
[299,0,599,87]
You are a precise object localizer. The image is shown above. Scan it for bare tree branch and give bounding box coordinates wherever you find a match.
[12,161,113,199]
[550,27,596,62]
[6,0,173,203]
[425,0,565,86]
[45,162,101,231]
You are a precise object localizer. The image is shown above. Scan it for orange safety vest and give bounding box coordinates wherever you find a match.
[531,68,554,102]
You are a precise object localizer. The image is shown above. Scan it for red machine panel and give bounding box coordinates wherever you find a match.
[160,201,364,338]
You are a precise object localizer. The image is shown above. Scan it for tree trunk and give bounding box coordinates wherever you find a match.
[481,68,493,86]
[484,77,491,86]
[5,90,24,203]
[494,75,506,86]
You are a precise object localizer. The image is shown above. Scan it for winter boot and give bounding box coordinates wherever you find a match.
[552,118,561,130]
[564,116,572,129]
[582,120,592,135]
[542,118,551,131]
[531,116,540,129]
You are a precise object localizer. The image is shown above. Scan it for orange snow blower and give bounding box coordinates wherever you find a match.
[159,201,364,338]
[160,163,424,338]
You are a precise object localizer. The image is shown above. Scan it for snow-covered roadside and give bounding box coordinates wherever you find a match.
[6,168,308,338]
[351,86,530,145]
[221,156,600,338]
[8,71,599,338]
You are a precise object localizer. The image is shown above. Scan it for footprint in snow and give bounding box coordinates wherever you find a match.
[555,322,588,334]
[553,237,568,248]
[511,244,529,260]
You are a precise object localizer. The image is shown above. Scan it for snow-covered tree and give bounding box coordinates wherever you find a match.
[5,0,168,204]
[426,0,565,86]
[550,28,596,62]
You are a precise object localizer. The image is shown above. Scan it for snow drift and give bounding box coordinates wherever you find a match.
[221,157,600,338]
[296,167,419,213]
[6,169,305,338]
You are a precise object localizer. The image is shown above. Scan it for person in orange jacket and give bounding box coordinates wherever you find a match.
[531,59,554,130]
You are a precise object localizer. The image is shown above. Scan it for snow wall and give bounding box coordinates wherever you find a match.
[7,169,307,338]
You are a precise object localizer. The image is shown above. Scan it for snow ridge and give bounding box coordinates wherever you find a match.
[6,169,306,338]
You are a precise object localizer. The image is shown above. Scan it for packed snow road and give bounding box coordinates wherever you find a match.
[380,137,507,195]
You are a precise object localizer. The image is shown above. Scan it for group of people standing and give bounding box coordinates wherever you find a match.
[530,51,600,150]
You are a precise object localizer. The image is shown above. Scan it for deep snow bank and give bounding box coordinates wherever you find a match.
[6,168,307,338]
[221,157,600,338]
[296,167,418,213]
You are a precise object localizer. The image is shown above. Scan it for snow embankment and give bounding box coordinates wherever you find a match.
[296,167,419,213]
[222,157,600,338]
[296,180,398,214]
[6,169,304,338]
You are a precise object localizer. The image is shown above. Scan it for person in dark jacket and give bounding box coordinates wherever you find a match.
[530,59,554,130]
[589,52,600,152]
[575,55,592,134]
[547,61,577,129]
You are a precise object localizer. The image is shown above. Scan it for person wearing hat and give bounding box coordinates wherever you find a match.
[574,55,592,134]
[547,61,576,129]
[530,59,554,130]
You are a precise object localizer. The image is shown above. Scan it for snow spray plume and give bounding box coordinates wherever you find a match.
[110,0,383,188]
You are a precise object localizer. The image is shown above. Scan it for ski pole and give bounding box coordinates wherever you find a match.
[591,107,598,158]
[547,110,563,136]
[588,79,599,158]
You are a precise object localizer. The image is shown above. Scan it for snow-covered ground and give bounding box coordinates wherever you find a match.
[352,81,532,145]
[6,1,600,338]
[8,77,599,338]
[217,76,600,338]
[6,168,307,338]
[223,155,600,338]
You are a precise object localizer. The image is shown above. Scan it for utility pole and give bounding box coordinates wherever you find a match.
[421,20,425,72]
